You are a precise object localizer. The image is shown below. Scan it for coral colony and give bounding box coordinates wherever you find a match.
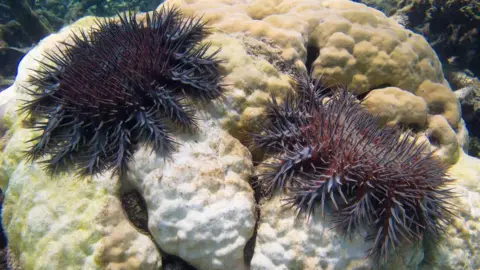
[250,73,454,263]
[20,2,455,266]
[21,7,223,176]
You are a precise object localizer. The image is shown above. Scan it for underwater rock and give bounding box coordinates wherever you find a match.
[0,47,25,80]
[468,137,480,158]
[0,21,31,48]
[399,0,480,77]
[448,71,480,158]
[3,0,51,43]
[455,85,480,157]
[0,76,14,93]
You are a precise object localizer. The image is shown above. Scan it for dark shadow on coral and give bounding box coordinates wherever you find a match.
[120,189,150,235]
[305,45,319,74]
[243,175,262,268]
[162,254,197,270]
[357,83,392,101]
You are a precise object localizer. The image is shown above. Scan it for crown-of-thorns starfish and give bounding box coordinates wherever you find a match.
[21,6,224,176]
[250,73,455,263]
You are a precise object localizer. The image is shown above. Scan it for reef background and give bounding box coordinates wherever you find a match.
[0,0,164,91]
[353,0,480,158]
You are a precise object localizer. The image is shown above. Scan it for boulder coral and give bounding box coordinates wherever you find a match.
[0,17,256,268]
[0,0,479,269]
[166,0,464,165]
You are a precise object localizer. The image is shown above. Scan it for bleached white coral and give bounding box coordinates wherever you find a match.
[128,119,256,270]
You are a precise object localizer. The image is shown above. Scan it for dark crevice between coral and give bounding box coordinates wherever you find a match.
[0,188,8,270]
[249,147,268,166]
[120,189,150,235]
[243,228,257,269]
[119,183,197,270]
[427,133,441,148]
[356,90,372,101]
[399,123,423,134]
[305,45,319,74]
[243,175,262,268]
[357,83,392,101]
[162,254,197,270]
[371,83,392,90]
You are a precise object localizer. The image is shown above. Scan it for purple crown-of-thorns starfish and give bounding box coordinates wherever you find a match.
[250,73,455,263]
[21,6,224,177]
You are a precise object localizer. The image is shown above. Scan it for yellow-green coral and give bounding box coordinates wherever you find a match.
[162,0,462,165]
[426,115,461,165]
[3,159,162,269]
[426,151,480,269]
[416,80,461,129]
[3,162,107,269]
[362,87,428,128]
